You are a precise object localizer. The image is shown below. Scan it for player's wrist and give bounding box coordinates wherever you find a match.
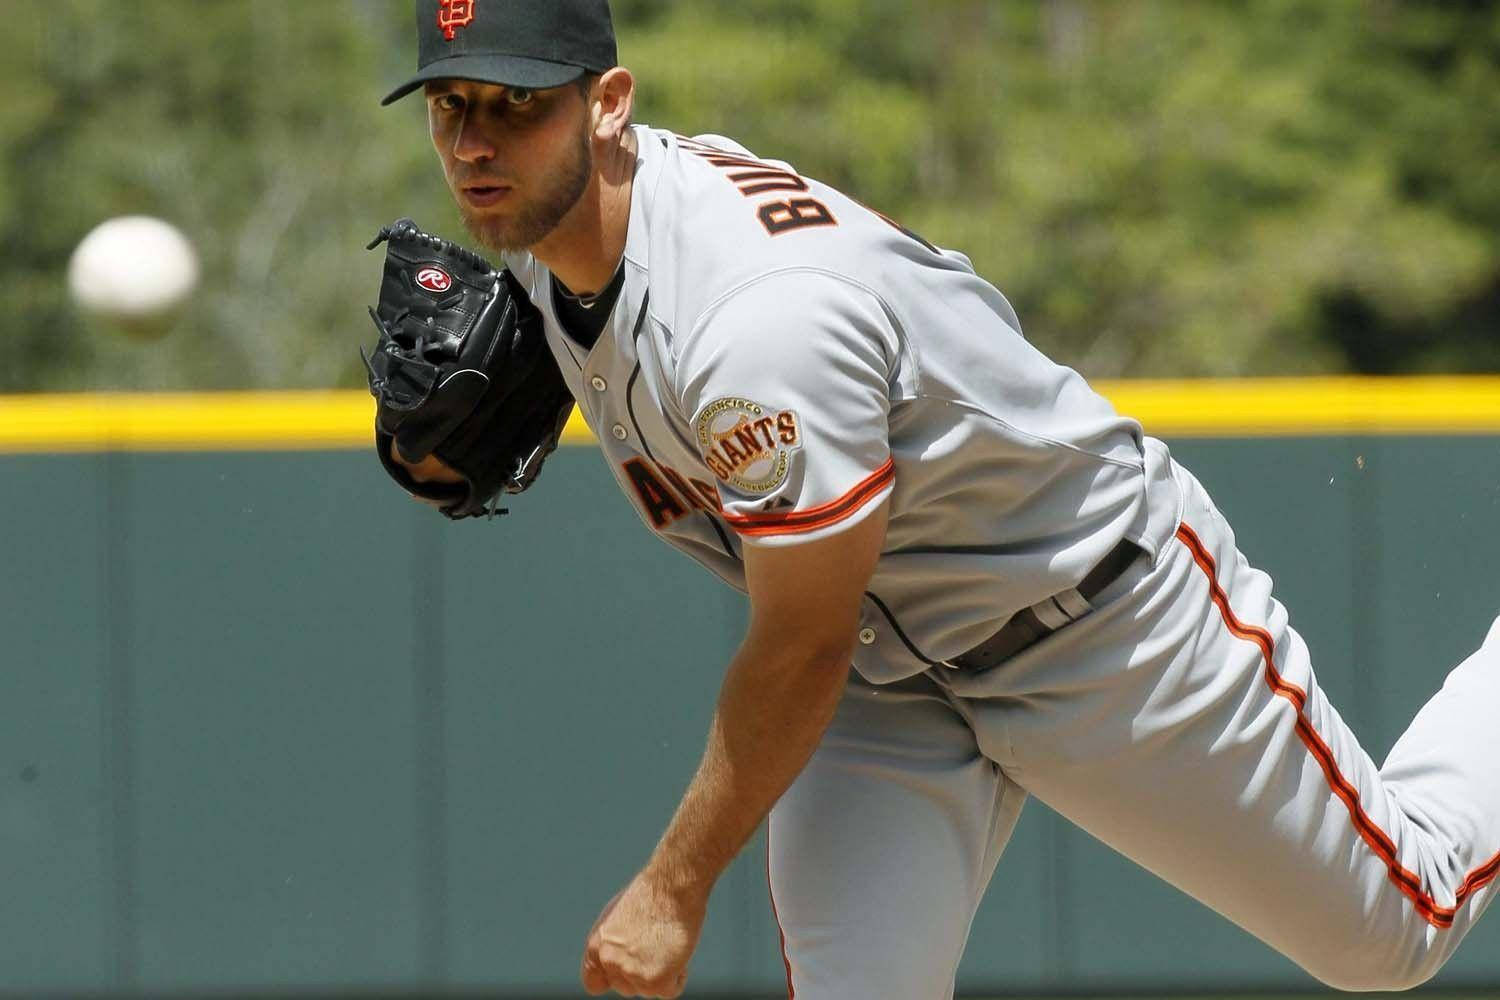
[640,853,715,912]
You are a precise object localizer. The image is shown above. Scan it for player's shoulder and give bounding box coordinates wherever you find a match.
[633,128,912,359]
[664,266,904,429]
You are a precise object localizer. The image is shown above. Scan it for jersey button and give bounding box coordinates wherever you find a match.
[857,627,876,645]
[611,423,628,440]
[590,375,608,391]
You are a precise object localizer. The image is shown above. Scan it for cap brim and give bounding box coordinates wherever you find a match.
[381,54,586,106]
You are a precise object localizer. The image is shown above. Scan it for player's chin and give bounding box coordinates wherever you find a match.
[456,208,527,256]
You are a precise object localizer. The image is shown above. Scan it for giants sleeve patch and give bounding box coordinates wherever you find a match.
[694,396,801,494]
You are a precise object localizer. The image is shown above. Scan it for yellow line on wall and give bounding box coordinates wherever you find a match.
[1,377,1498,453]
[1106,376,1500,436]
[0,391,379,454]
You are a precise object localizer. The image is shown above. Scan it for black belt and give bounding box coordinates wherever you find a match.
[949,539,1145,670]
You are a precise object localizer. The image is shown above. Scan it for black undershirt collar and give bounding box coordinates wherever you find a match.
[551,263,626,351]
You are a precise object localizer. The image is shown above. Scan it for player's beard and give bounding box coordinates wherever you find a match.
[459,121,592,255]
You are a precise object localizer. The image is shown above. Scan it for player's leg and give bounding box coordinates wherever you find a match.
[768,669,1025,1000]
[948,463,1500,991]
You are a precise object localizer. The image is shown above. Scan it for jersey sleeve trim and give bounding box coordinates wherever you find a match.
[723,457,894,537]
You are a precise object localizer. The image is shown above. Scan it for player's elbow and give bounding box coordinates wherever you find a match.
[750,629,858,683]
[742,605,862,679]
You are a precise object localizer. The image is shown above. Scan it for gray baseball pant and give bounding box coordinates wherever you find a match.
[768,459,1500,999]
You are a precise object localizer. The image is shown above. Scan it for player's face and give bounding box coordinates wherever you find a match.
[426,79,592,254]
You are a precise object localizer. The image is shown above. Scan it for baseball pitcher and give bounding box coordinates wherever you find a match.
[361,2,1500,997]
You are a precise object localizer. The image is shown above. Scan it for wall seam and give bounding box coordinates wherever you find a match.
[102,451,138,992]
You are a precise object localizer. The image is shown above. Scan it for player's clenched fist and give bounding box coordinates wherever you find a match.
[581,871,706,998]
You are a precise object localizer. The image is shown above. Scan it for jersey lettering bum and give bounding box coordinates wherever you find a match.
[676,136,837,237]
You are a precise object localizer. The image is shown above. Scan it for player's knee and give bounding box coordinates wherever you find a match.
[1301,939,1444,993]
[1313,966,1436,994]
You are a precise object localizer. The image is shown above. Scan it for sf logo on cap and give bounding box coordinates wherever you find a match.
[437,0,476,41]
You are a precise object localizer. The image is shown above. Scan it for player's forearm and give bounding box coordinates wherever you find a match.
[642,632,851,903]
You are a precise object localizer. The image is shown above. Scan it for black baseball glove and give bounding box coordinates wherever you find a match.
[361,219,575,520]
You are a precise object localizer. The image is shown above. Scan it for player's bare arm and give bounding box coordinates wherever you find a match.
[581,499,890,999]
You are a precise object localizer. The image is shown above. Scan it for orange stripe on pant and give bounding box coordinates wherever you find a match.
[766,838,796,998]
[1175,521,1500,929]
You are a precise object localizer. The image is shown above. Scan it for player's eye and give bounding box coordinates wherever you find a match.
[431,93,465,113]
[504,87,535,107]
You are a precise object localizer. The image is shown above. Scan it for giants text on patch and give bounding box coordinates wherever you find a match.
[694,397,802,494]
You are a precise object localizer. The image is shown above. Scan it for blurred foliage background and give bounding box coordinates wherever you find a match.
[4,0,1499,393]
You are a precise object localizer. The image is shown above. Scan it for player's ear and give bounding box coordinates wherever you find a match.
[592,67,634,142]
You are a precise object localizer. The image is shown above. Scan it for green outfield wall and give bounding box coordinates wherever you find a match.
[3,383,1500,998]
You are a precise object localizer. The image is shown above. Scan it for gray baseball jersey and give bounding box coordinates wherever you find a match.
[506,126,1178,684]
[506,126,1500,999]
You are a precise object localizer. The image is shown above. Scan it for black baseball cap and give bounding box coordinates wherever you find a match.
[381,0,617,106]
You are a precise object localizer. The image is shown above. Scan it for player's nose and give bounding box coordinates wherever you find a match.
[452,117,498,163]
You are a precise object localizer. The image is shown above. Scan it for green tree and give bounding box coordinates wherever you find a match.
[3,0,1497,391]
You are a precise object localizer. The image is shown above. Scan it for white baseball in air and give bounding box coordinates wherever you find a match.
[68,215,200,322]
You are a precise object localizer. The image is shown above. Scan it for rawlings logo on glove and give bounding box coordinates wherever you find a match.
[361,218,575,520]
